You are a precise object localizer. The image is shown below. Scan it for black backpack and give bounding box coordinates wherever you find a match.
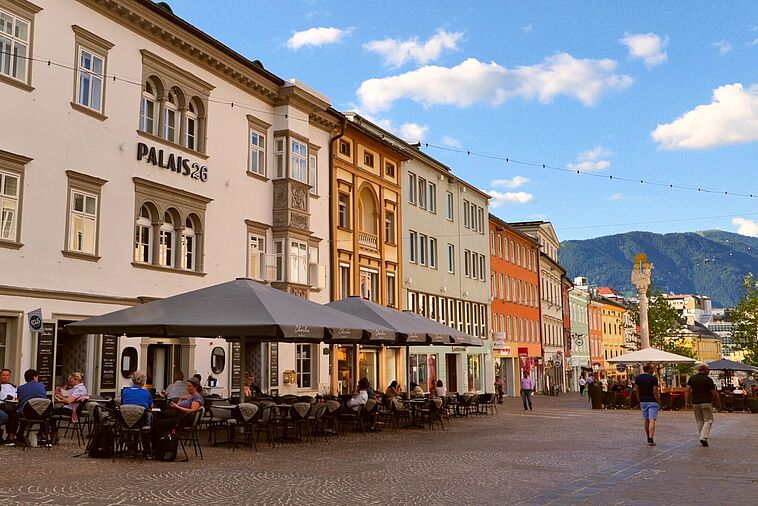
[88,423,114,459]
[154,432,178,462]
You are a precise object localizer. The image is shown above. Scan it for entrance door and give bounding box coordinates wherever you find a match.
[146,344,173,392]
[446,354,458,393]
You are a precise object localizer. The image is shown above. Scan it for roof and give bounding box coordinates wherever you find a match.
[597,287,622,296]
[488,214,540,246]
[595,295,628,310]
[689,322,720,339]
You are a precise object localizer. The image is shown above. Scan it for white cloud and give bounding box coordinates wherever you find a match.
[357,53,632,112]
[751,38,758,46]
[607,192,625,201]
[364,30,463,68]
[522,24,533,33]
[441,135,461,147]
[491,176,530,189]
[619,33,668,67]
[567,146,612,172]
[713,40,733,55]
[651,83,758,150]
[733,217,758,237]
[399,122,428,142]
[486,190,534,207]
[286,27,350,49]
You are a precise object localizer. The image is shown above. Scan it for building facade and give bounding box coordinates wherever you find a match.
[600,297,627,379]
[489,215,541,397]
[0,0,336,397]
[568,278,591,391]
[588,298,605,373]
[329,112,408,394]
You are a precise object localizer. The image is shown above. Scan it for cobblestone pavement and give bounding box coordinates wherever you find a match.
[1,395,756,505]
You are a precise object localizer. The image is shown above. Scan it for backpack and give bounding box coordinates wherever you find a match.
[88,423,114,458]
[154,432,178,462]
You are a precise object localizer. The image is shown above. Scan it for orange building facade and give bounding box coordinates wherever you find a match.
[588,298,604,372]
[489,214,542,397]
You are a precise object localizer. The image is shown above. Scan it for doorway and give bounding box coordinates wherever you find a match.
[146,343,185,393]
[446,354,458,393]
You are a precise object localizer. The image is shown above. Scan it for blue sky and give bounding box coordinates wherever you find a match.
[166,1,758,240]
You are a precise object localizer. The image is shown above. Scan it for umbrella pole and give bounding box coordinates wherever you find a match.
[238,337,246,404]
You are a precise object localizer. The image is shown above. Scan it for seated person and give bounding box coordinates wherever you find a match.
[15,369,47,443]
[385,380,402,399]
[346,378,369,411]
[51,372,87,441]
[362,377,375,400]
[1,368,18,445]
[410,382,425,399]
[433,380,447,398]
[151,377,204,453]
[121,370,153,455]
[163,370,187,399]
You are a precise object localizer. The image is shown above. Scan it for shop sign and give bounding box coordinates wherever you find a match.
[99,335,118,390]
[493,332,505,351]
[27,308,43,332]
[36,323,55,391]
[452,347,466,353]
[518,347,529,358]
[616,364,627,372]
[231,342,241,389]
[137,142,208,182]
[501,346,512,356]
[270,343,279,387]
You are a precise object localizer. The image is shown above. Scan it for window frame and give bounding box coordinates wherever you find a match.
[64,171,106,260]
[289,138,308,184]
[296,343,314,389]
[429,237,437,269]
[247,232,266,281]
[445,191,454,221]
[418,233,427,266]
[289,239,308,285]
[384,210,395,245]
[447,243,455,273]
[337,192,351,229]
[409,230,417,263]
[74,46,105,114]
[408,172,417,205]
[428,182,436,213]
[417,177,427,209]
[248,128,267,178]
[0,1,38,90]
[0,149,28,248]
[386,271,396,307]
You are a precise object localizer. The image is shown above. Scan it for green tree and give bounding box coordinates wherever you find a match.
[629,287,691,353]
[730,273,758,366]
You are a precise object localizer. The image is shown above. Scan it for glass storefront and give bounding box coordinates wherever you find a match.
[359,349,379,391]
[467,354,483,392]
[336,345,356,395]
[409,353,437,392]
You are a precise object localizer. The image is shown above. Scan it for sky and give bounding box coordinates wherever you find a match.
[165,1,758,240]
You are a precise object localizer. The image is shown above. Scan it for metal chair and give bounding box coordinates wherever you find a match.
[177,408,205,461]
[228,403,259,451]
[20,398,53,450]
[113,404,150,462]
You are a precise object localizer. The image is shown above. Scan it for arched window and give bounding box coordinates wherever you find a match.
[185,99,198,150]
[134,205,153,263]
[358,188,378,235]
[163,90,179,143]
[181,216,196,270]
[159,211,175,267]
[140,77,159,134]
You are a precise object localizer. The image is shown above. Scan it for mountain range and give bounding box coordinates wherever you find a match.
[558,230,758,307]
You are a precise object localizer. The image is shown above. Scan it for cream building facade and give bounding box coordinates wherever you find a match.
[0,0,336,397]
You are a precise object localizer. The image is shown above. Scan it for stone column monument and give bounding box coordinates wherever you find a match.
[631,253,653,349]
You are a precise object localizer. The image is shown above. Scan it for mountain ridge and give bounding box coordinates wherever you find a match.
[558,230,758,307]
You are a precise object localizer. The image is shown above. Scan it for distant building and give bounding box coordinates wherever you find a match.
[663,294,713,326]
[707,309,742,361]
[682,322,722,363]
[568,277,591,391]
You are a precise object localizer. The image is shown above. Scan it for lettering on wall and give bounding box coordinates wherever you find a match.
[137,142,208,182]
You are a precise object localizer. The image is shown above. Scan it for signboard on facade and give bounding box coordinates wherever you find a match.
[27,308,43,332]
[493,332,505,351]
[616,364,627,372]
[518,347,529,358]
[137,142,208,182]
[231,342,241,390]
[36,323,55,391]
[269,342,279,387]
[99,335,118,390]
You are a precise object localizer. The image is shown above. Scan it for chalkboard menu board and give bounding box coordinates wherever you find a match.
[99,335,118,390]
[270,342,278,387]
[231,341,241,389]
[36,323,55,392]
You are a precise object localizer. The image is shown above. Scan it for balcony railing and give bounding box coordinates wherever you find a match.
[358,231,378,252]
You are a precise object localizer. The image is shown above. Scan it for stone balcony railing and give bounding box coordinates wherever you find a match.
[358,231,378,252]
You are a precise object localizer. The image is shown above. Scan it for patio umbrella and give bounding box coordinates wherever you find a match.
[706,359,758,372]
[606,347,697,365]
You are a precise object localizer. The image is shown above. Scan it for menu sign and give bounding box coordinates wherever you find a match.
[100,335,118,390]
[36,323,56,391]
[269,342,279,387]
[231,341,241,389]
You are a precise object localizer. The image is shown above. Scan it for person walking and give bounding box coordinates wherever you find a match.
[685,364,721,447]
[633,364,661,446]
[520,371,535,411]
[579,374,586,397]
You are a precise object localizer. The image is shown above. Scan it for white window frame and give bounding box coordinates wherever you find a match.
[249,129,266,177]
[419,233,427,266]
[417,177,427,209]
[408,172,417,204]
[158,217,175,268]
[75,47,104,113]
[339,263,350,299]
[446,191,454,221]
[247,233,265,280]
[162,92,179,144]
[409,230,417,263]
[0,170,19,241]
[140,82,157,135]
[338,193,350,229]
[180,219,195,271]
[134,205,152,264]
[68,189,98,255]
[386,272,396,307]
[308,153,318,195]
[464,249,471,277]
[428,182,436,213]
[0,8,30,83]
[296,344,314,389]
[274,239,285,281]
[447,243,455,273]
[274,137,285,179]
[185,102,198,150]
[463,200,470,228]
[290,139,308,184]
[289,239,308,284]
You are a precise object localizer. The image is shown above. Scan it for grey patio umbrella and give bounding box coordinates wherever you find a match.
[706,359,758,372]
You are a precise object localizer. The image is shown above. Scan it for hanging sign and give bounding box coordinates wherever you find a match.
[27,308,43,332]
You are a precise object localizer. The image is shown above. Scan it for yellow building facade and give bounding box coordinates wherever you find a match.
[329,116,409,394]
[601,298,627,378]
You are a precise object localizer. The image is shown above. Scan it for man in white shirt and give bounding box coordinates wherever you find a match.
[0,369,16,401]
[164,371,187,399]
[346,378,369,411]
[1,368,18,444]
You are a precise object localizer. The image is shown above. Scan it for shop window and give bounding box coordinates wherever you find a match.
[296,344,313,388]
[120,347,138,378]
[467,354,482,392]
[211,346,225,374]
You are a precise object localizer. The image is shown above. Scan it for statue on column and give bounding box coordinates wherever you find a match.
[631,253,653,349]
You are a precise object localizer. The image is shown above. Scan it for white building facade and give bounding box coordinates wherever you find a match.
[0,0,336,397]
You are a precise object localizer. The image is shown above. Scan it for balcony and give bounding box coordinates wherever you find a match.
[358,231,378,252]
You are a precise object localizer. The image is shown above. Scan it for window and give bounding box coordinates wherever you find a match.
[386,272,395,307]
[296,344,313,388]
[0,7,30,83]
[472,303,479,337]
[479,254,485,281]
[429,237,437,269]
[417,177,427,209]
[338,193,350,229]
[140,78,158,135]
[506,276,511,301]
[480,304,486,338]
[409,231,417,263]
[163,91,179,144]
[477,207,484,233]
[290,240,308,284]
[339,263,350,299]
[439,297,447,325]
[274,240,284,281]
[408,172,417,204]
[490,232,495,254]
[467,354,483,392]
[360,268,379,302]
[419,233,427,266]
[448,298,456,328]
[75,48,104,112]
[247,234,265,280]
[407,291,416,312]
[134,205,152,263]
[290,139,308,184]
[471,252,478,279]
[463,200,470,228]
[457,301,464,331]
[363,151,374,167]
[498,274,504,300]
[308,153,318,195]
[428,182,436,213]
[249,130,266,176]
[447,244,455,273]
[68,189,98,255]
[186,100,198,150]
[181,217,196,270]
[446,191,454,221]
[464,302,471,335]
[274,138,285,179]
[308,246,319,287]
[0,170,19,241]
[385,161,395,178]
[158,212,174,267]
[384,211,395,244]
[464,249,471,277]
[339,140,351,157]
[498,236,503,258]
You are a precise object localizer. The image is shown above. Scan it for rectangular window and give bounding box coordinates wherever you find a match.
[140,94,156,134]
[249,130,266,176]
[290,240,308,284]
[158,224,174,267]
[308,246,319,288]
[498,236,503,258]
[447,243,455,273]
[181,229,195,271]
[363,151,374,167]
[464,302,471,335]
[464,249,471,277]
[490,232,495,254]
[506,276,511,301]
[419,233,427,266]
[448,298,456,328]
[463,200,470,228]
[360,269,379,302]
[290,139,308,184]
[386,272,395,307]
[429,237,437,269]
[274,138,285,179]
[76,48,104,112]
[339,263,350,299]
[308,153,318,195]
[467,354,483,392]
[0,8,29,82]
[247,234,265,280]
[274,239,284,281]
[418,293,427,316]
[338,193,350,229]
[0,171,19,241]
[471,252,478,279]
[339,140,351,157]
[384,211,395,244]
[68,189,97,254]
[163,104,178,144]
[477,207,484,233]
[408,172,417,204]
[409,230,417,263]
[296,344,313,388]
[417,177,427,209]
[472,303,479,337]
[428,182,436,213]
[439,297,447,325]
[446,191,454,221]
[407,291,416,312]
[385,161,395,178]
[498,274,504,300]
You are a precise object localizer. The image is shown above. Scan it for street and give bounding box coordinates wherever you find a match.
[1,395,756,505]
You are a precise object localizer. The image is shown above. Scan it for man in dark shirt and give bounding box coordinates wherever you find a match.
[685,364,721,447]
[633,364,661,446]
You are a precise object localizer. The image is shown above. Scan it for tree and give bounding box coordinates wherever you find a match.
[730,273,758,366]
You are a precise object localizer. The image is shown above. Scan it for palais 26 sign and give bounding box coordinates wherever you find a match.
[137,142,208,182]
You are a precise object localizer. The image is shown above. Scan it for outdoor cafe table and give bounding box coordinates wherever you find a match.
[401,399,426,428]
